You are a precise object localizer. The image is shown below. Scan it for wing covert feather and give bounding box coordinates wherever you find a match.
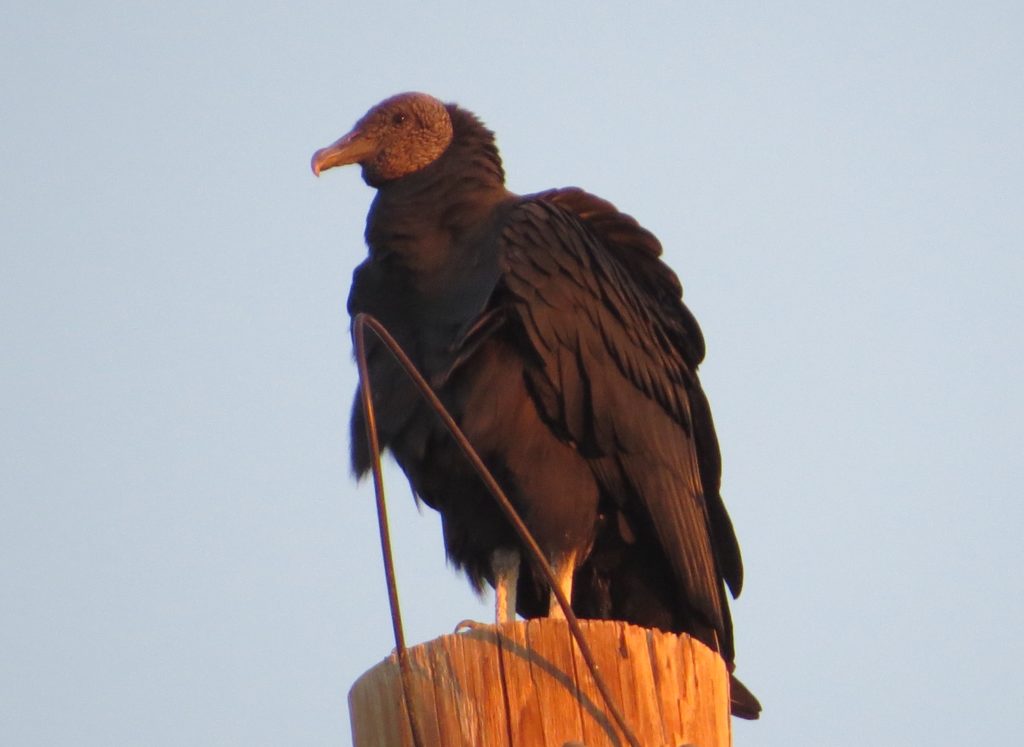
[498,199,731,630]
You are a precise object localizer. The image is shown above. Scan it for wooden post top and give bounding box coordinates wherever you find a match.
[349,619,731,747]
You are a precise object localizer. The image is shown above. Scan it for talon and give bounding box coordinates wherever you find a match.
[453,619,485,633]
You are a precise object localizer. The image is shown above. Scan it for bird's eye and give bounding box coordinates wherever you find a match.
[392,112,408,125]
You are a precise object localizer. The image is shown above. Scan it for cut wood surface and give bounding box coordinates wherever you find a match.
[349,619,730,747]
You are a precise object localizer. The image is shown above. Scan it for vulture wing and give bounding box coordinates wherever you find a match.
[537,188,743,598]
[494,195,738,633]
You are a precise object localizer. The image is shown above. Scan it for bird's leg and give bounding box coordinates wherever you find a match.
[547,550,578,619]
[491,547,520,624]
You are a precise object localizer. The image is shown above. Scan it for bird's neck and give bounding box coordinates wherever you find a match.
[355,133,510,376]
[364,124,510,279]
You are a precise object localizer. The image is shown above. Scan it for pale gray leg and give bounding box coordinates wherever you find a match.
[547,549,578,619]
[492,547,520,624]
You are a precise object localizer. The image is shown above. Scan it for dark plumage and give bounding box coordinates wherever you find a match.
[312,92,760,719]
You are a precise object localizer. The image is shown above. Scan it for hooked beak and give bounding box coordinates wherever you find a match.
[310,128,376,177]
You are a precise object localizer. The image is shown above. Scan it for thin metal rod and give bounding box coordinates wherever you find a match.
[353,320,425,747]
[353,313,642,747]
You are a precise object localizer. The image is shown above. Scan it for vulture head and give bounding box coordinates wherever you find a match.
[311,92,454,186]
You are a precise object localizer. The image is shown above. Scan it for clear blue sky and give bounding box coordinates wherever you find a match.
[3,2,1022,745]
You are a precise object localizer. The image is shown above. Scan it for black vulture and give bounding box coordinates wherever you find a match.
[312,92,760,719]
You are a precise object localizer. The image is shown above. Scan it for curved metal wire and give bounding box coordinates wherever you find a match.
[353,319,425,747]
[353,312,642,747]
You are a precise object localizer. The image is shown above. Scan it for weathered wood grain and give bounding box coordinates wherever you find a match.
[349,620,730,747]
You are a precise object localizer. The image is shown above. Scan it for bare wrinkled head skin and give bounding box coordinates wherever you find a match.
[311,92,454,186]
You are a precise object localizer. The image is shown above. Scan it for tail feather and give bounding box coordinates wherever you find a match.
[729,673,762,720]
